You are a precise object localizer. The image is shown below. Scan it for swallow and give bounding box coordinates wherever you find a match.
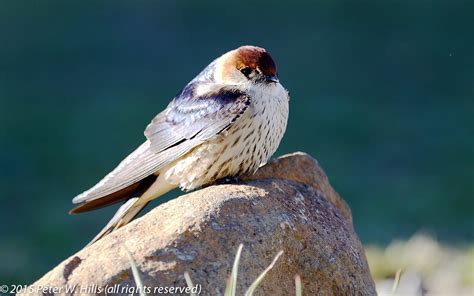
[70,45,290,244]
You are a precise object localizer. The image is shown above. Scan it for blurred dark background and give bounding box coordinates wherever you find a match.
[0,0,472,284]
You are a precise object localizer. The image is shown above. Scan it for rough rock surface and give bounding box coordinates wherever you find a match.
[25,152,376,295]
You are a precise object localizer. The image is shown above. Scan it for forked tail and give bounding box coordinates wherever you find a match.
[70,171,176,246]
[87,197,148,245]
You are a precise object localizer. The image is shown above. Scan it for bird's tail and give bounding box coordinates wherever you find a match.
[86,172,176,246]
[87,197,148,245]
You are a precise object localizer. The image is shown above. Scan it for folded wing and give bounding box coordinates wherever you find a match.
[71,83,251,206]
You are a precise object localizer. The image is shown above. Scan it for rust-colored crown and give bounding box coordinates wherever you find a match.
[229,45,277,76]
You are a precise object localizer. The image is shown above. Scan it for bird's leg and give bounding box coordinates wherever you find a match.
[213,176,243,185]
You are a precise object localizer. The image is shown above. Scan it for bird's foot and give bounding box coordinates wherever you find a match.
[214,176,243,185]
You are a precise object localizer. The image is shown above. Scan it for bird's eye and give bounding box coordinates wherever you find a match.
[240,67,253,77]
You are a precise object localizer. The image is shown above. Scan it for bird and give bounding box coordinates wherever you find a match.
[70,45,290,244]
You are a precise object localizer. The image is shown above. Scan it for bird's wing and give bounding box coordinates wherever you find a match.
[72,84,251,204]
[144,83,251,153]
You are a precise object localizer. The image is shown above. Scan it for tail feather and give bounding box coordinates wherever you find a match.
[70,174,158,214]
[84,171,176,245]
[87,197,148,246]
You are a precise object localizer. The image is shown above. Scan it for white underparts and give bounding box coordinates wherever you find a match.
[162,82,289,191]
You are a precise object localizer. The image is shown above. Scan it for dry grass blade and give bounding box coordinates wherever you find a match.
[244,250,284,296]
[391,269,402,296]
[184,272,197,296]
[295,274,302,296]
[124,246,147,296]
[225,244,244,296]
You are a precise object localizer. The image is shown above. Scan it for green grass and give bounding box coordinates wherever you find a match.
[126,243,301,295]
[221,244,287,296]
[125,246,146,296]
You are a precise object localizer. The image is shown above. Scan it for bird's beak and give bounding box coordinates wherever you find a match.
[265,74,279,83]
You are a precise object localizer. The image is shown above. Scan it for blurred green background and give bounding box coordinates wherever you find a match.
[0,0,472,285]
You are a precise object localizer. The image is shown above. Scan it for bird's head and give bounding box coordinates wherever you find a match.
[215,45,279,86]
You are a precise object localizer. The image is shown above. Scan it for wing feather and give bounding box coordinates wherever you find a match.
[145,83,251,152]
[72,84,250,204]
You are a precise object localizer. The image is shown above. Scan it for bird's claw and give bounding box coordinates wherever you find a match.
[214,176,242,185]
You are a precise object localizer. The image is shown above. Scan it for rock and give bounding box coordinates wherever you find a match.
[24,152,376,296]
[245,152,353,224]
